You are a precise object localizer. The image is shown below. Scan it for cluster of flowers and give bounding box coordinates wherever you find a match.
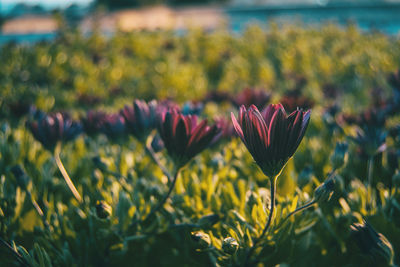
[205,86,314,112]
[20,87,398,264]
[27,100,230,165]
[26,98,311,176]
[323,72,400,160]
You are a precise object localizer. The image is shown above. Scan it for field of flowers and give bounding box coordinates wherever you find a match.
[1,24,400,266]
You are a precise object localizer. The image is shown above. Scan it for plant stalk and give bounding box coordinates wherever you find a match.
[243,174,277,266]
[144,136,172,183]
[142,168,180,224]
[367,155,374,210]
[280,199,317,226]
[54,144,82,203]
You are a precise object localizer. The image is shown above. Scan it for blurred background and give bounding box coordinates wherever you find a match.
[1,0,400,44]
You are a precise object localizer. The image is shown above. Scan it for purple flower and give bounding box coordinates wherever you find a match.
[232,88,271,109]
[82,110,108,137]
[158,110,220,168]
[182,101,203,116]
[27,112,82,152]
[280,91,314,114]
[231,104,311,177]
[203,91,233,104]
[120,100,158,142]
[100,113,126,142]
[211,116,235,144]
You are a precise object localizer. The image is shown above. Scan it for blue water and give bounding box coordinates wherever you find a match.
[0,32,57,45]
[1,4,400,45]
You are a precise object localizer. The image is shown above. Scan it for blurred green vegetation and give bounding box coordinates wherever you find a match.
[1,24,400,266]
[1,24,399,115]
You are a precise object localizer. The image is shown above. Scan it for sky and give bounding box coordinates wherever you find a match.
[0,0,94,13]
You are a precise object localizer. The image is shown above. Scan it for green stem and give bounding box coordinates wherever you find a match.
[144,136,172,183]
[0,237,30,266]
[26,191,50,230]
[142,168,180,224]
[54,144,82,203]
[367,156,374,188]
[367,156,374,210]
[243,175,277,266]
[280,199,317,226]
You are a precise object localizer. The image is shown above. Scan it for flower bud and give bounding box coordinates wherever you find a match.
[198,214,220,228]
[190,231,211,249]
[222,237,239,255]
[330,142,348,169]
[314,176,335,202]
[350,220,394,265]
[11,165,29,190]
[96,200,112,219]
[151,134,164,152]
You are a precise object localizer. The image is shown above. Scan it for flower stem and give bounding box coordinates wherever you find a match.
[367,156,374,187]
[142,168,180,224]
[243,175,277,266]
[54,144,82,203]
[144,136,173,183]
[367,156,374,210]
[26,191,50,230]
[280,199,317,226]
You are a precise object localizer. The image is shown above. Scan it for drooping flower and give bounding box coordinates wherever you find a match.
[350,220,394,265]
[158,110,220,168]
[232,88,271,109]
[120,100,158,142]
[27,112,82,152]
[231,104,311,177]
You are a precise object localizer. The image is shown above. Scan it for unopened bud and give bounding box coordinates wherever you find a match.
[191,231,211,249]
[96,200,112,219]
[331,142,348,169]
[350,220,394,265]
[198,214,220,228]
[314,176,335,202]
[222,237,239,255]
[151,134,164,153]
[11,165,29,190]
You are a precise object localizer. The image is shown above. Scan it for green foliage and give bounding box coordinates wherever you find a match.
[1,24,400,266]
